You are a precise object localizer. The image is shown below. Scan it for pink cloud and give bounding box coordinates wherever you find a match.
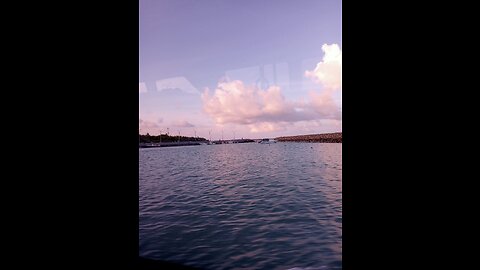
[202,81,303,125]
[202,80,339,133]
[248,122,289,133]
[201,44,342,133]
[308,90,340,119]
[139,118,161,134]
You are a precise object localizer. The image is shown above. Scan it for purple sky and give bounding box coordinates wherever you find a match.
[140,0,342,139]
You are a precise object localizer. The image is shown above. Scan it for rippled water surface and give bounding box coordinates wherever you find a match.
[140,142,342,270]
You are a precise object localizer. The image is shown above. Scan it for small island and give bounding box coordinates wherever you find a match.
[276,132,342,143]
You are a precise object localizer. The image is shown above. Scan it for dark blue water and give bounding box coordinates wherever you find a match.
[139,142,342,270]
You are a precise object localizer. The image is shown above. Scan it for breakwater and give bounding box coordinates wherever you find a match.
[276,132,342,143]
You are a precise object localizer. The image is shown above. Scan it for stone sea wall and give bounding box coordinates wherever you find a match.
[276,132,342,143]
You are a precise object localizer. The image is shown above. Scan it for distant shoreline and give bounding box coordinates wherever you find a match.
[276,132,342,143]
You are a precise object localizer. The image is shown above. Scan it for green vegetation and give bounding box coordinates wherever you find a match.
[139,133,207,143]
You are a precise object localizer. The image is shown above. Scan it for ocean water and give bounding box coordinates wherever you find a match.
[139,142,342,270]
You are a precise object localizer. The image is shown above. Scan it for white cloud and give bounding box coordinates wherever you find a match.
[199,43,342,134]
[305,43,342,91]
[305,43,342,121]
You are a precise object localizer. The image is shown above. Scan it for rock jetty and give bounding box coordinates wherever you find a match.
[276,132,342,143]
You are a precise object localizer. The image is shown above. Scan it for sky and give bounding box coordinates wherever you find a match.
[140,0,342,140]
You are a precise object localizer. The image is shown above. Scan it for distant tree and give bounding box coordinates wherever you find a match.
[139,133,207,144]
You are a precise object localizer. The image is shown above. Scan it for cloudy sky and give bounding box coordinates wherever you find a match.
[140,0,341,140]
